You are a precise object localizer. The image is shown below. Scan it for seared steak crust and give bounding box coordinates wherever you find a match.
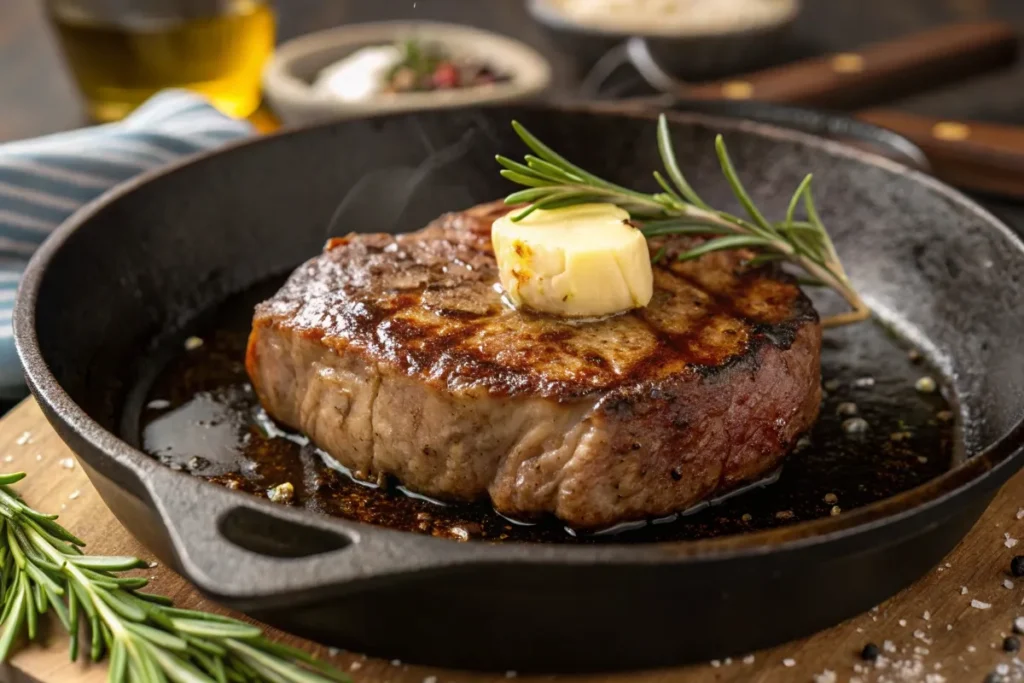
[247,201,822,528]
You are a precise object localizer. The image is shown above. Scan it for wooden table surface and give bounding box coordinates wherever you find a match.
[4,1,1024,681]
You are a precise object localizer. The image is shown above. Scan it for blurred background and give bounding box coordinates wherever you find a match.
[4,0,1024,140]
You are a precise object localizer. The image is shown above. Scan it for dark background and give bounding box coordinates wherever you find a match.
[4,0,1024,141]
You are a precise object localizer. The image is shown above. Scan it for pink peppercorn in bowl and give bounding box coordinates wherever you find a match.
[263,21,554,126]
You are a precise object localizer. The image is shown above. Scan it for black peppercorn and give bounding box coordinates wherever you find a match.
[860,642,880,661]
[1004,636,1020,653]
[1011,555,1024,577]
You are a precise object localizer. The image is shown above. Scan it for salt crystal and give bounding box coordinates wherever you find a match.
[947,624,953,631]
[59,458,75,470]
[68,490,80,500]
[813,670,837,683]
[968,645,976,652]
[723,658,731,665]
[35,455,41,462]
[349,662,362,671]
[884,640,897,653]
[945,562,952,568]
[925,675,946,683]
[998,663,1010,675]
[505,672,517,679]
[914,646,930,655]
[971,599,992,609]
[961,586,969,595]
[146,399,171,410]
[60,503,66,511]
[710,660,721,668]
[423,677,437,683]
[923,610,931,621]
[1006,579,1016,590]
[1017,507,1024,520]
[783,658,796,667]
[149,561,159,568]
[2,456,11,463]
[853,376,875,388]
[390,659,402,667]
[856,627,865,633]
[1014,616,1024,634]
[742,655,755,664]
[899,619,908,626]
[1006,532,1019,548]
[15,432,30,446]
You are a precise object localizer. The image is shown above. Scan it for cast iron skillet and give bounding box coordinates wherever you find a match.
[14,102,1024,673]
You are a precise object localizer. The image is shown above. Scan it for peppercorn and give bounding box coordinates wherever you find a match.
[860,643,880,661]
[1011,555,1024,577]
[1003,636,1020,653]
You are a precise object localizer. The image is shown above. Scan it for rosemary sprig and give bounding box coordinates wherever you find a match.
[495,114,869,328]
[0,472,349,683]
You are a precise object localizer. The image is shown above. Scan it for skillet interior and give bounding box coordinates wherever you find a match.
[15,104,1024,671]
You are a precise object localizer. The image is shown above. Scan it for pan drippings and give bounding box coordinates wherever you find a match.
[134,277,956,544]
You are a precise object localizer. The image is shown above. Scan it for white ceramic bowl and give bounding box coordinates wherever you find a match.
[263,21,554,126]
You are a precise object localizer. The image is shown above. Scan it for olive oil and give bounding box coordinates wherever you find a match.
[48,1,274,122]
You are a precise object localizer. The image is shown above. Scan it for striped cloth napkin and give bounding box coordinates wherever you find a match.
[0,89,255,398]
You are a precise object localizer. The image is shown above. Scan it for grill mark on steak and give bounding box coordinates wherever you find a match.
[247,200,822,527]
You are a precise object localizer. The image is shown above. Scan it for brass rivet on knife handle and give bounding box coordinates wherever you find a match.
[831,53,866,74]
[720,81,754,100]
[932,121,972,141]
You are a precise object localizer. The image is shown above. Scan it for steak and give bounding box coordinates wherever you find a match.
[246,201,822,528]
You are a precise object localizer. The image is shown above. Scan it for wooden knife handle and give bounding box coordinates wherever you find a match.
[686,22,1019,109]
[855,109,1024,199]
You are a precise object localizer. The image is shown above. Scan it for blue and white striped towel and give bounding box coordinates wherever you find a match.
[0,89,254,398]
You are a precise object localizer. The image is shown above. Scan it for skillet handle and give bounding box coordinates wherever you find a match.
[684,21,1018,109]
[143,468,447,607]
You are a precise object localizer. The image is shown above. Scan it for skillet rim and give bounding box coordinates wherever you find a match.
[13,101,1024,564]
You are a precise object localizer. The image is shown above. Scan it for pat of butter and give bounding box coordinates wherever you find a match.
[491,203,654,317]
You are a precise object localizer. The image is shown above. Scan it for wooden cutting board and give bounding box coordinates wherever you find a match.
[2,398,1024,683]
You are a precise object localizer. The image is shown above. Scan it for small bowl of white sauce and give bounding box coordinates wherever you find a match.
[528,0,802,81]
[263,22,553,126]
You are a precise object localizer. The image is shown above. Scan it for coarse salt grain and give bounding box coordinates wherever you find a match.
[505,672,517,679]
[961,586,969,595]
[923,610,931,620]
[68,490,80,500]
[998,663,1010,675]
[884,640,897,653]
[813,670,837,683]
[925,675,946,683]
[743,655,755,664]
[349,662,362,671]
[2,456,11,463]
[15,432,30,445]
[914,646,929,655]
[723,658,731,665]
[971,599,992,609]
[423,677,437,683]
[899,619,908,627]
[1006,579,1016,590]
[390,659,402,666]
[710,660,721,667]
[783,658,796,667]
[1018,507,1024,520]
[59,458,75,470]
[1006,532,1019,548]
[1015,616,1024,633]
[35,454,41,462]
[968,645,976,652]
[947,624,953,631]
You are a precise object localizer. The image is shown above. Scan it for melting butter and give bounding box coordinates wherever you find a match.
[491,203,653,317]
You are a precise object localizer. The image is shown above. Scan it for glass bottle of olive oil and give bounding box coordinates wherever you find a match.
[46,0,274,122]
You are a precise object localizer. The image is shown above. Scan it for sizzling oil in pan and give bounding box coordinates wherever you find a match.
[133,277,957,544]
